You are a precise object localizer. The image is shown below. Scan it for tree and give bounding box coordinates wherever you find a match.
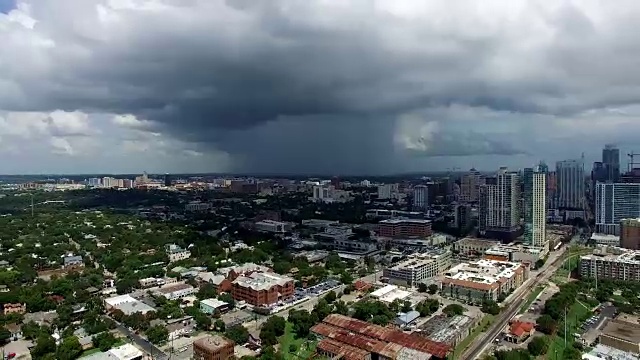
[56,336,83,360]
[442,304,465,317]
[31,335,56,359]
[260,326,278,347]
[312,299,333,322]
[536,314,558,335]
[214,319,226,332]
[401,300,413,313]
[146,325,169,345]
[0,327,11,344]
[417,283,427,293]
[225,324,249,345]
[334,300,349,315]
[416,299,439,317]
[481,300,501,315]
[527,336,548,356]
[340,272,354,285]
[324,290,337,303]
[262,316,286,337]
[218,293,236,309]
[427,284,438,295]
[93,331,118,352]
[22,321,47,340]
[194,312,212,330]
[288,309,316,338]
[196,283,218,300]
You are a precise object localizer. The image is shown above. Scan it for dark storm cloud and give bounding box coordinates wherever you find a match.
[4,1,640,172]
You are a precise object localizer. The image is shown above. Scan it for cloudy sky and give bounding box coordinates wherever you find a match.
[2,0,640,175]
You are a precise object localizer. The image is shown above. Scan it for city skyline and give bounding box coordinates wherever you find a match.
[2,2,640,174]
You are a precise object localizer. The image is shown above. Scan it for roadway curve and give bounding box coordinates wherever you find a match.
[458,247,590,360]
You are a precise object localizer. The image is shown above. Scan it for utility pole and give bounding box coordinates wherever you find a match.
[564,306,567,348]
[31,193,34,217]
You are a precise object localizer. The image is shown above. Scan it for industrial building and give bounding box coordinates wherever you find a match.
[483,243,543,265]
[383,250,452,287]
[580,247,640,281]
[311,314,451,359]
[441,259,529,304]
[599,313,640,354]
[418,314,479,346]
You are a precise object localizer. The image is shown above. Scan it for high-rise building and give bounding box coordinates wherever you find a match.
[595,182,640,235]
[556,159,585,209]
[412,185,429,210]
[523,167,547,253]
[377,184,398,200]
[164,173,171,187]
[454,204,471,232]
[547,171,557,209]
[603,144,621,182]
[620,218,640,250]
[460,169,484,203]
[479,168,520,240]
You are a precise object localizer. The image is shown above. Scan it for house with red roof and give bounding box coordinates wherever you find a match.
[505,320,535,343]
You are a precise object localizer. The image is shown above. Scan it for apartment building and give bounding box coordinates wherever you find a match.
[231,272,294,306]
[193,335,235,360]
[620,218,640,250]
[383,250,452,287]
[377,218,432,238]
[441,259,529,304]
[580,247,640,281]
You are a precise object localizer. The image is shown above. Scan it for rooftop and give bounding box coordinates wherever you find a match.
[201,298,229,308]
[316,338,371,360]
[370,285,411,303]
[232,272,293,291]
[380,218,431,225]
[154,283,194,294]
[601,317,640,344]
[193,335,234,350]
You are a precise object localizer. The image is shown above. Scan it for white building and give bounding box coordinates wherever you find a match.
[152,284,196,301]
[595,182,640,235]
[254,220,293,233]
[590,233,621,247]
[377,184,399,200]
[524,169,547,254]
[370,285,411,303]
[166,244,191,263]
[479,168,520,234]
[383,251,452,287]
[184,201,211,212]
[413,185,429,211]
[104,295,155,315]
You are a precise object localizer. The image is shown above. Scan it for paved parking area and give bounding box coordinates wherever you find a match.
[221,309,254,327]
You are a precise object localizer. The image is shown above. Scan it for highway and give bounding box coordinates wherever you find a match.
[459,246,588,360]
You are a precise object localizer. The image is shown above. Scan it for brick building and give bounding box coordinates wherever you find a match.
[193,335,234,360]
[231,272,294,306]
[2,303,26,315]
[377,218,432,238]
[620,218,640,250]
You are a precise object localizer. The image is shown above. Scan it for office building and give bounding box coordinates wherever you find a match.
[377,218,432,238]
[621,218,640,250]
[231,272,294,306]
[311,314,451,359]
[483,243,544,264]
[580,247,640,281]
[193,335,235,360]
[523,168,547,253]
[413,185,429,210]
[254,220,293,233]
[454,204,472,231]
[164,173,171,187]
[377,184,399,200]
[479,168,520,240]
[441,259,529,304]
[383,250,452,287]
[460,169,484,202]
[547,170,557,209]
[603,144,621,183]
[556,159,585,209]
[595,183,640,235]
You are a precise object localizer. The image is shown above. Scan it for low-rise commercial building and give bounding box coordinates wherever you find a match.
[441,259,529,304]
[453,238,498,256]
[200,298,230,314]
[231,272,294,306]
[419,314,479,346]
[599,313,640,354]
[254,220,293,233]
[591,233,622,247]
[193,335,235,360]
[152,283,195,301]
[104,295,155,315]
[377,218,433,238]
[383,250,452,287]
[483,244,543,264]
[580,247,640,281]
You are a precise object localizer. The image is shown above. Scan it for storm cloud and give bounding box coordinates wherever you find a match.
[2,0,640,173]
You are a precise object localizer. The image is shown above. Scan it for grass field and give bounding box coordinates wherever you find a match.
[519,286,545,314]
[280,322,317,360]
[451,314,495,359]
[546,301,592,360]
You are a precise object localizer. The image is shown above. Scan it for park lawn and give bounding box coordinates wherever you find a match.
[519,286,545,314]
[280,322,317,360]
[451,314,494,359]
[546,301,592,360]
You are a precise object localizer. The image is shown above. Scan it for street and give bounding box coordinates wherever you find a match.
[459,247,571,360]
[111,319,169,360]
